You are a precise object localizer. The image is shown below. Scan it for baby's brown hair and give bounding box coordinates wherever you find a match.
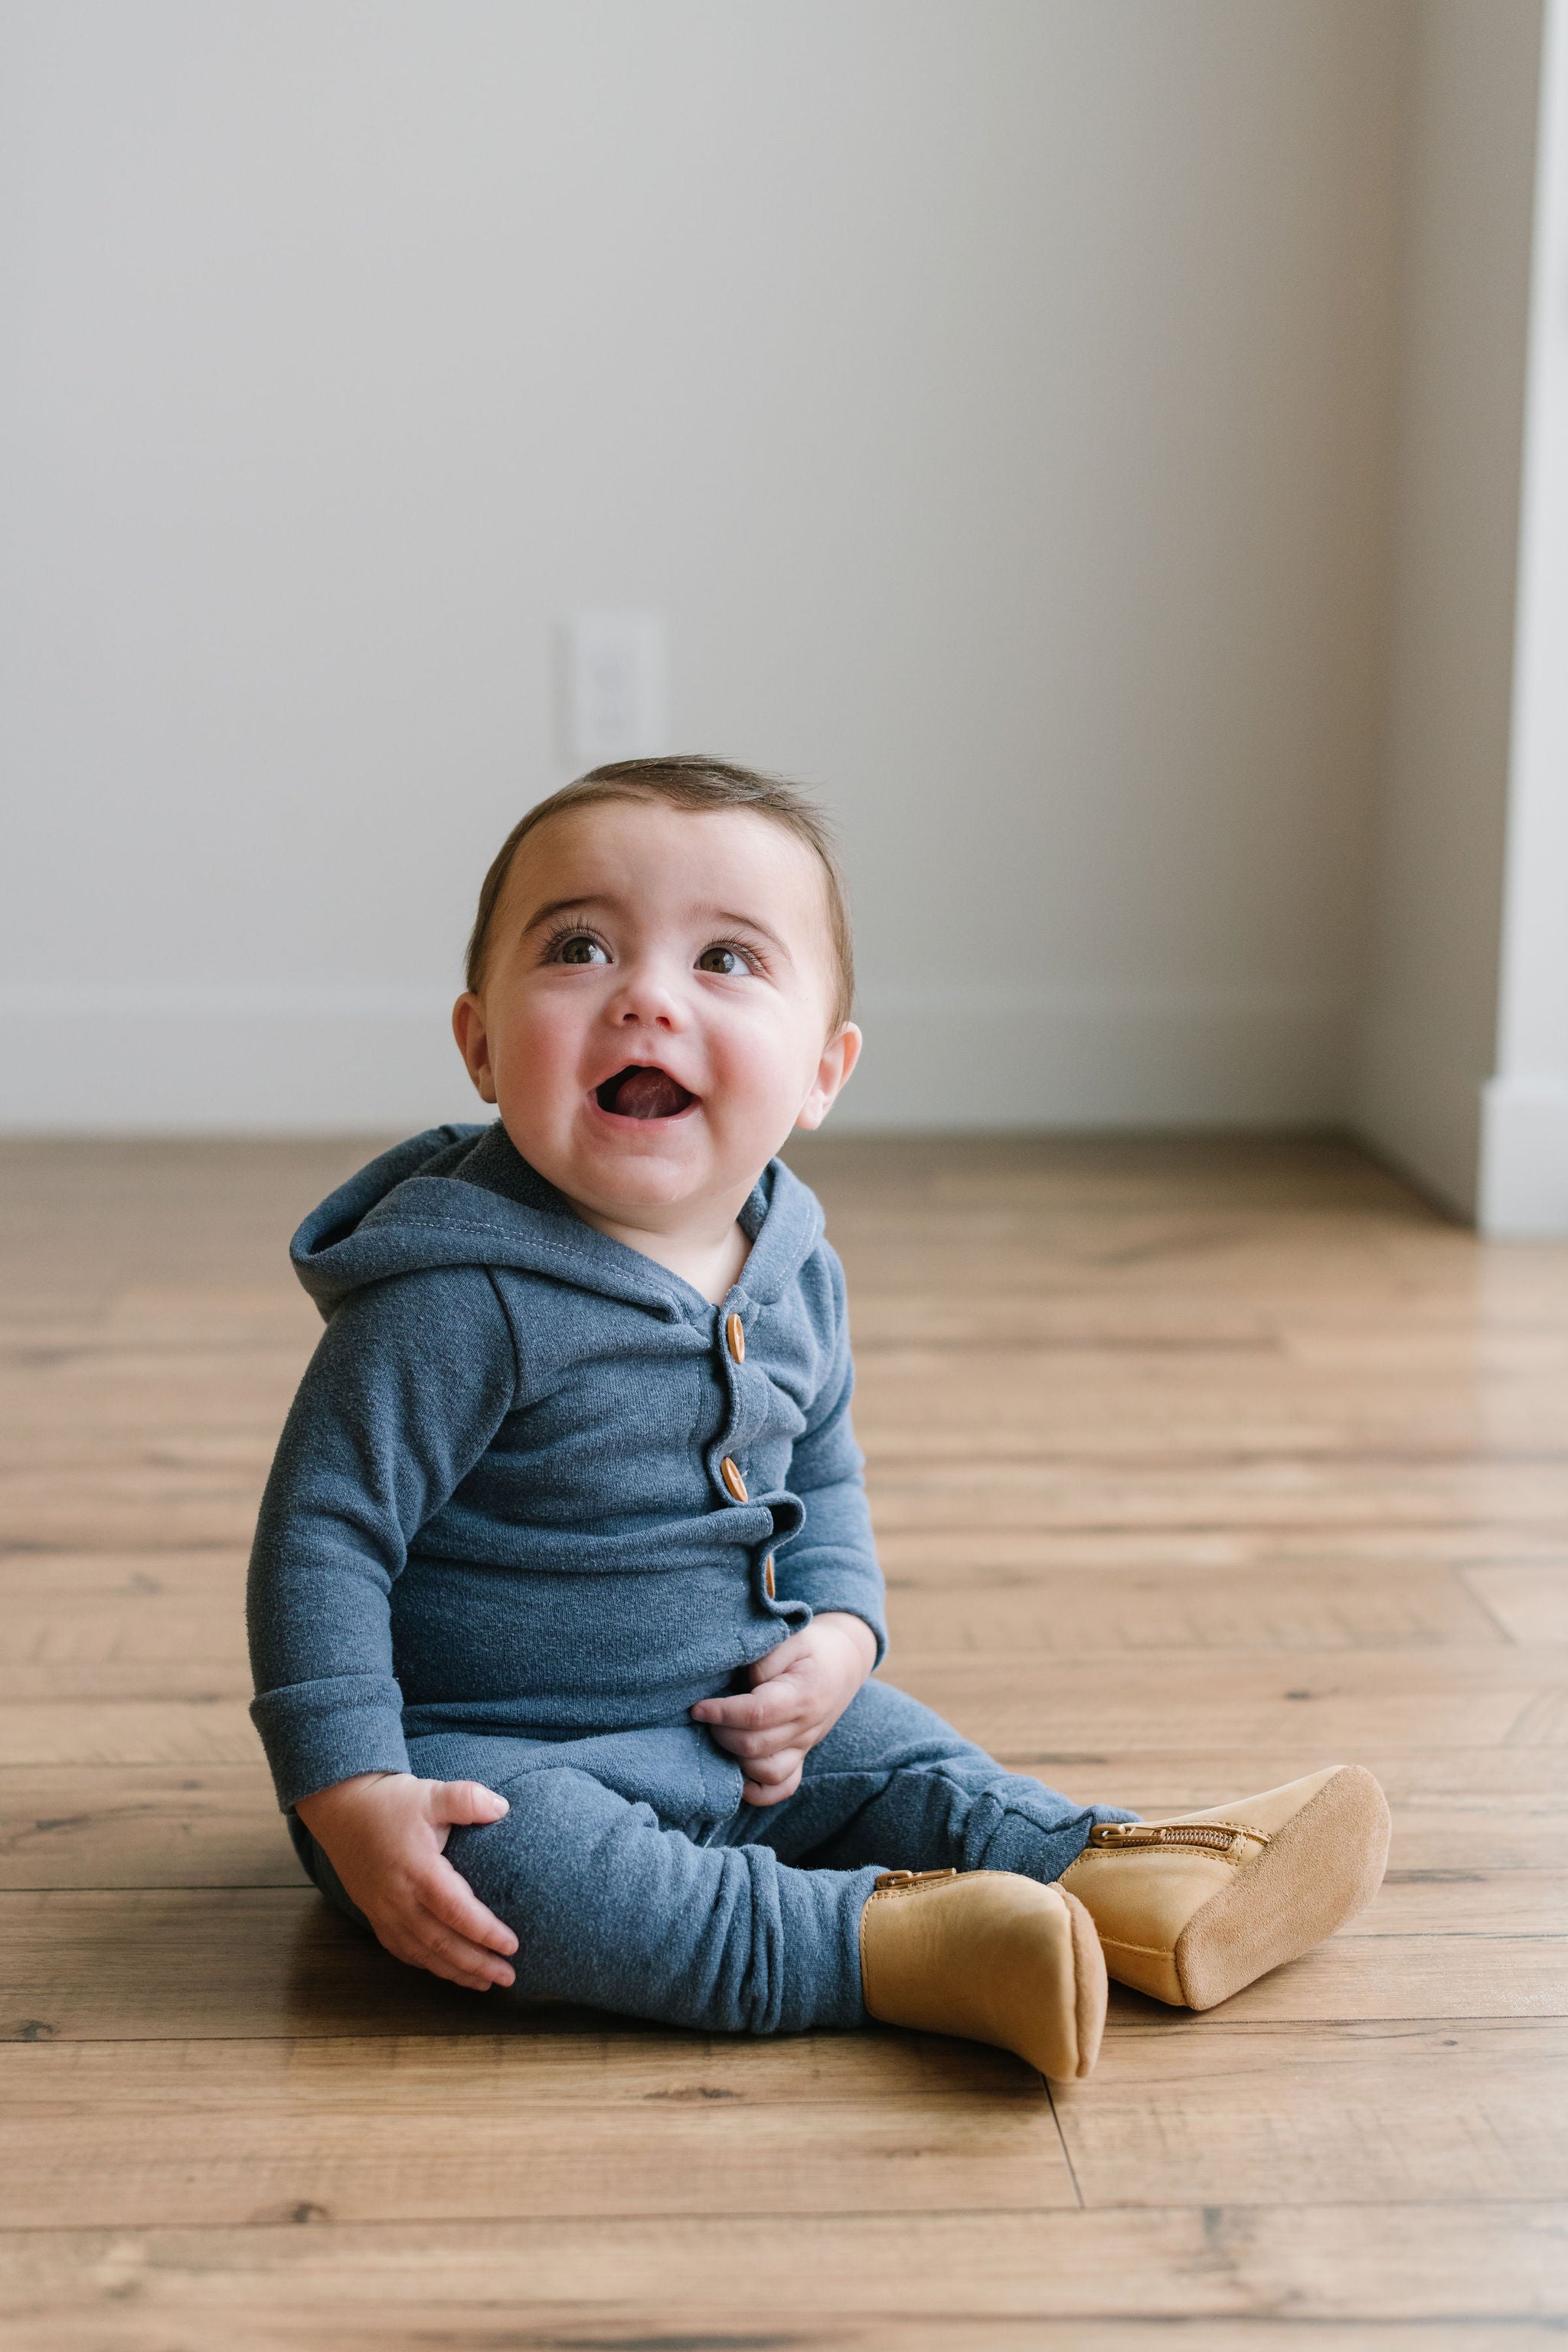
[466,756,855,1030]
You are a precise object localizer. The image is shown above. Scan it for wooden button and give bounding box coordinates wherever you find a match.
[725,1312,745,1364]
[720,1456,748,1502]
[763,1553,776,1598]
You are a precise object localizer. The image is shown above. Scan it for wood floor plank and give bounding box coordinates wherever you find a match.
[1183,1936,1568,2023]
[864,1459,1568,1534]
[1342,1867,1568,1937]
[878,1523,1568,1572]
[1053,2019,1568,2206]
[0,1664,256,1703]
[1,1890,519,2040]
[0,1550,249,1596]
[1,2203,1563,2325]
[887,1564,1508,1654]
[0,1469,264,1553]
[854,1366,1568,1458]
[0,1765,293,1890]
[6,2320,1563,2352]
[894,1648,1568,1755]
[4,2311,1566,2352]
[6,2314,1560,2352]
[0,1547,248,1612]
[1464,1564,1568,1646]
[0,1602,248,1672]
[0,2034,1074,2227]
[1027,1748,1568,1808]
[9,1886,1562,2042]
[0,1701,258,1769]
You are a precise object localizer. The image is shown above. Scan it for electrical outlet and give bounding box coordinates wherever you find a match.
[560,611,668,767]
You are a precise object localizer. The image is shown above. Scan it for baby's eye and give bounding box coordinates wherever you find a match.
[697,944,752,976]
[550,933,609,965]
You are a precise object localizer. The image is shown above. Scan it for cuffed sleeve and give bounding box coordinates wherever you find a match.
[248,1674,410,1806]
[247,1266,518,1809]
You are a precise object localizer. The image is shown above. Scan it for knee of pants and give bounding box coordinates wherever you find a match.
[443,1766,654,1908]
[441,1764,867,2037]
[443,1767,731,1969]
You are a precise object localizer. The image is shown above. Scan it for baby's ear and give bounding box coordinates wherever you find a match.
[796,1022,862,1131]
[452,994,498,1103]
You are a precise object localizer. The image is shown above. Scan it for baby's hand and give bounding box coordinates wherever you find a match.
[292,1772,519,1992]
[691,1611,877,1805]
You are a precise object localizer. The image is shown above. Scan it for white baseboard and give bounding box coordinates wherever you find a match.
[1479,1075,1568,1236]
[1354,1024,1568,1236]
[0,981,1354,1135]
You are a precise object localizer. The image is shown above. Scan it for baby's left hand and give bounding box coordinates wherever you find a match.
[691,1611,877,1805]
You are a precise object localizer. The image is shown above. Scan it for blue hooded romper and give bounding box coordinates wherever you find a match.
[247,1122,1123,2033]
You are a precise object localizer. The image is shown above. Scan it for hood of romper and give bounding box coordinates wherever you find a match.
[288,1122,826,1320]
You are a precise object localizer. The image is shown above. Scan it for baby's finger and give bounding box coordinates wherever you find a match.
[749,1637,812,1683]
[743,1753,804,1806]
[369,1913,505,1992]
[425,1779,511,1829]
[740,1746,805,1787]
[704,1717,805,1762]
[420,1857,519,1957]
[692,1681,798,1733]
[414,1909,517,1990]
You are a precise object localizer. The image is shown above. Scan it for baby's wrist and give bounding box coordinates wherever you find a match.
[295,1770,399,1831]
[812,1611,877,1675]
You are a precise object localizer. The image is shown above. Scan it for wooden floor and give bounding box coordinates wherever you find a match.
[2,1133,1566,2350]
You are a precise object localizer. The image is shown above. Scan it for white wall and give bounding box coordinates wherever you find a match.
[0,2,1412,1133]
[1482,0,1568,1235]
[1355,0,1545,1217]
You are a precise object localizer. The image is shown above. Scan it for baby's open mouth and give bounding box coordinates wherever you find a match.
[595,1065,697,1120]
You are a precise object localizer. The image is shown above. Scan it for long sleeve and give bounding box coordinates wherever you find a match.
[776,1252,887,1661]
[247,1266,519,1808]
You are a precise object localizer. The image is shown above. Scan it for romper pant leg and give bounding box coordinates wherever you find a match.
[290,1686,1133,2039]
[299,1765,884,2036]
[724,1679,1137,1883]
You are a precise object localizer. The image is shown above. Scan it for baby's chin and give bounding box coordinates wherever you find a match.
[510,1108,736,1214]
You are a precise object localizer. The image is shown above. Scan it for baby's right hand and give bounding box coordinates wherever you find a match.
[292,1772,518,1993]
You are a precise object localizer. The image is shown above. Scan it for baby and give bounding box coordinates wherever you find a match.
[248,756,1390,2077]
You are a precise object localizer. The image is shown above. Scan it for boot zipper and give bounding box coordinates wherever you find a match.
[1089,1821,1268,1857]
[873,1868,961,1893]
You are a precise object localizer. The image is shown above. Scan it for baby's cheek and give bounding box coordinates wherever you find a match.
[500,1008,576,1104]
[710,1018,812,1124]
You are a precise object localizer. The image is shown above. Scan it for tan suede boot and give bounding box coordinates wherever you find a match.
[859,1867,1108,2079]
[1059,1764,1391,2011]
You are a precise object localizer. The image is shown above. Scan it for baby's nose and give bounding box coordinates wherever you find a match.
[610,965,687,1027]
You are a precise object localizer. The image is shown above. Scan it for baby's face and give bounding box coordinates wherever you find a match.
[453,799,860,1228]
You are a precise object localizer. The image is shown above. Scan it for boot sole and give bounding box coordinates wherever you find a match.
[1174,1762,1391,2010]
[1061,1886,1107,2079]
[995,1880,1107,2080]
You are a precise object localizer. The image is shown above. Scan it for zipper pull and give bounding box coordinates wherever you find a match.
[874,1867,960,1893]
